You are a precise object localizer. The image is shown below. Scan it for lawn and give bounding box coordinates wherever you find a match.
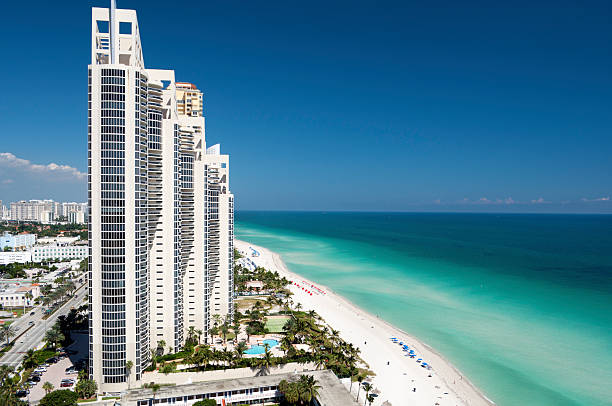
[265,316,290,333]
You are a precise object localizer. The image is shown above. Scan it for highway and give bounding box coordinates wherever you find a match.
[0,284,87,368]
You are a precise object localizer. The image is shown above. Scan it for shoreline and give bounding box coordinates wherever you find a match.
[236,239,495,406]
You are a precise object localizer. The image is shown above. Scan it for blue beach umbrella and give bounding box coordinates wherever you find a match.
[417,358,422,362]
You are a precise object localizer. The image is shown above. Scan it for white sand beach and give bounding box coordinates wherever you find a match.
[236,240,495,406]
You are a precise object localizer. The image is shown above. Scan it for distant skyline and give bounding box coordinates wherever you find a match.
[1,0,610,213]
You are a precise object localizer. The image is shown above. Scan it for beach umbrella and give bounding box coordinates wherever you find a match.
[417,358,422,362]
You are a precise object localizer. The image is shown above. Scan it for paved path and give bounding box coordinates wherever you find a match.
[0,284,87,368]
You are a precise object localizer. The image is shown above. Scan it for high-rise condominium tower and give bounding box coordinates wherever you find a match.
[88,3,234,392]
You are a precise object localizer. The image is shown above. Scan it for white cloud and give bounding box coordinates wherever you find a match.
[0,152,85,181]
[581,196,610,202]
[531,197,548,204]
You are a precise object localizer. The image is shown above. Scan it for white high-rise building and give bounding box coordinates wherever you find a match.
[89,3,234,392]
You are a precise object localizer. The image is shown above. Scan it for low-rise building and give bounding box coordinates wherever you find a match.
[0,232,36,251]
[31,244,87,262]
[0,283,41,308]
[36,236,81,245]
[246,280,265,292]
[0,251,32,265]
[121,370,357,406]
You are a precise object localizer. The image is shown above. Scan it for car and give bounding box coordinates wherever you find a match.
[65,367,77,374]
[30,311,35,315]
[33,367,46,373]
[28,321,35,325]
[30,371,42,377]
[46,357,58,363]
[60,379,75,388]
[28,375,41,382]
[16,389,28,397]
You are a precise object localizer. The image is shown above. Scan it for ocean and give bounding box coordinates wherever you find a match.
[235,211,612,406]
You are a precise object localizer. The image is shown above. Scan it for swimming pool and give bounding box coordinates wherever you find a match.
[244,339,279,355]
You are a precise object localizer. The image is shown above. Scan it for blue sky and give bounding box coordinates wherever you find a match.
[0,0,610,213]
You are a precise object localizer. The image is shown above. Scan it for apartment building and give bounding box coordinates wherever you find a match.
[10,200,56,222]
[31,244,88,262]
[0,232,36,251]
[89,3,234,392]
[176,82,203,117]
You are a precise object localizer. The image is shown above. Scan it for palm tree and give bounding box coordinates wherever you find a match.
[361,382,372,405]
[125,360,133,389]
[187,326,196,345]
[253,344,275,376]
[366,394,375,406]
[0,365,21,405]
[157,340,166,356]
[299,375,321,405]
[0,323,16,346]
[220,323,229,344]
[42,381,54,395]
[22,349,37,369]
[195,329,203,345]
[23,292,33,313]
[235,341,248,363]
[44,326,64,349]
[356,375,364,401]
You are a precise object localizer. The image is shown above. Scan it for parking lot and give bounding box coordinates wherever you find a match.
[26,333,88,403]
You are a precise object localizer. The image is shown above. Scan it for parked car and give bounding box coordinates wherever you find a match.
[16,389,29,397]
[46,357,58,364]
[33,367,46,373]
[28,375,41,383]
[65,367,77,374]
[60,379,75,388]
[30,311,35,315]
[28,321,35,326]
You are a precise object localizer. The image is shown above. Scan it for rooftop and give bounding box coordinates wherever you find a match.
[121,370,358,406]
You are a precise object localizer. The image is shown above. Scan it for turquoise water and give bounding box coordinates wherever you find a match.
[235,212,612,406]
[244,339,279,355]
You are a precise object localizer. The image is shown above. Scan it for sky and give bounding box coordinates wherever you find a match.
[0,0,610,213]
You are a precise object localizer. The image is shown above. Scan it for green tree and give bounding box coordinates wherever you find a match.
[0,324,16,346]
[44,326,65,349]
[298,374,321,405]
[22,349,37,369]
[39,389,78,406]
[193,400,217,406]
[75,379,98,399]
[253,344,275,376]
[42,381,54,394]
[125,360,133,389]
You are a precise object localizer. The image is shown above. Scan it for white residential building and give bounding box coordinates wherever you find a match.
[31,244,88,262]
[10,200,56,222]
[0,252,32,265]
[0,232,36,251]
[88,3,234,392]
[68,210,86,223]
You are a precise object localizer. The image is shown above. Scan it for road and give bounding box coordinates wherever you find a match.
[0,284,87,368]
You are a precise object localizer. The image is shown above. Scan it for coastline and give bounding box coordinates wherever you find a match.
[236,239,495,406]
